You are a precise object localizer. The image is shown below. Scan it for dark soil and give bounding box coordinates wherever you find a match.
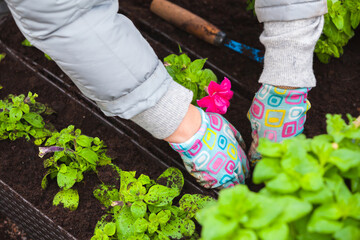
[0,213,29,240]
[0,0,359,239]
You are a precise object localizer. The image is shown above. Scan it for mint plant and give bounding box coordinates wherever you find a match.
[197,114,360,240]
[0,92,53,145]
[315,0,360,63]
[92,167,213,240]
[39,125,112,211]
[246,0,360,63]
[164,53,217,104]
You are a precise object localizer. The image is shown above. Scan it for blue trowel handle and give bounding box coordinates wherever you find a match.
[223,39,264,63]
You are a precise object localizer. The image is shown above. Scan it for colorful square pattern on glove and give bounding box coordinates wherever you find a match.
[170,108,250,189]
[247,85,311,165]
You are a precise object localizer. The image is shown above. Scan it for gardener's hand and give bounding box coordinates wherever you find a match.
[167,106,250,189]
[247,84,311,165]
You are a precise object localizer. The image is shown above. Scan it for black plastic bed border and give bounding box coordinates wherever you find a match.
[0,179,77,240]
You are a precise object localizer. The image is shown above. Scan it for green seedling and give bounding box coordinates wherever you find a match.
[0,92,52,144]
[164,52,217,105]
[92,167,213,240]
[40,125,112,211]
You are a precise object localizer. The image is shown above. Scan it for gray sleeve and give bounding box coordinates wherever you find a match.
[255,0,327,22]
[4,0,172,119]
[258,16,324,88]
[5,0,193,139]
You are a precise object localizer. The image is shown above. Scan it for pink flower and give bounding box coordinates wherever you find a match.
[197,77,233,114]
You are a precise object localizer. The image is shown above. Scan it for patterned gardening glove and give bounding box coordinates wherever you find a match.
[247,84,311,166]
[170,108,250,189]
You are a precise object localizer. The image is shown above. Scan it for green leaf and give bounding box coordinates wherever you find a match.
[266,173,300,194]
[157,167,184,193]
[234,229,257,240]
[0,53,5,62]
[187,59,207,72]
[104,222,116,236]
[138,174,151,185]
[44,53,52,60]
[157,210,171,225]
[160,218,183,239]
[78,148,98,165]
[41,170,58,189]
[120,171,137,195]
[134,218,149,234]
[326,114,347,142]
[93,184,119,208]
[252,157,282,184]
[131,201,147,219]
[307,204,343,234]
[198,207,238,239]
[148,221,159,234]
[300,172,324,191]
[244,196,283,229]
[53,189,79,211]
[329,149,360,172]
[23,112,45,128]
[351,12,360,29]
[76,135,93,148]
[180,218,195,237]
[334,225,360,240]
[257,138,283,158]
[57,166,77,189]
[21,39,33,47]
[179,54,191,66]
[299,187,333,204]
[179,194,213,218]
[9,108,22,122]
[115,206,136,238]
[276,196,312,223]
[258,222,289,240]
[144,185,179,207]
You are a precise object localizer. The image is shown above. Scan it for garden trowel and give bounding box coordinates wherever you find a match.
[150,0,264,63]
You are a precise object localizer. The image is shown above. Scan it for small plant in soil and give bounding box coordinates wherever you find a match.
[164,52,217,105]
[0,92,53,144]
[197,114,360,240]
[92,166,213,240]
[39,125,112,211]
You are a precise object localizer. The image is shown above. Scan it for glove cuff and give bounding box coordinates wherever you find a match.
[259,16,324,88]
[131,81,193,139]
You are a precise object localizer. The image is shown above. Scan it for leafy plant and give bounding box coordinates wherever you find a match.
[315,0,360,63]
[92,167,213,240]
[39,125,112,211]
[197,114,360,240]
[0,92,53,144]
[246,0,360,63]
[164,52,217,105]
[21,39,53,60]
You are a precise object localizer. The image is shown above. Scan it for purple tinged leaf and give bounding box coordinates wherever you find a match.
[38,146,64,158]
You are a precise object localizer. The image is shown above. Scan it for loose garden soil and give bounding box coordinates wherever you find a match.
[0,0,359,239]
